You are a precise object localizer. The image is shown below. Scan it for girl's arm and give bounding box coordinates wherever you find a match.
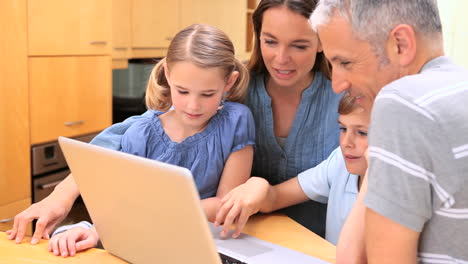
[202,145,254,222]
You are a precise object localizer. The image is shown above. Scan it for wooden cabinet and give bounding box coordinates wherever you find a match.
[131,0,180,57]
[129,0,249,60]
[113,0,132,68]
[1,0,112,232]
[180,0,248,59]
[246,0,258,54]
[0,0,31,231]
[28,0,112,56]
[28,0,113,144]
[29,56,112,144]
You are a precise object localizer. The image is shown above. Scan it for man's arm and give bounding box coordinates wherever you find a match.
[336,175,368,264]
[365,208,420,264]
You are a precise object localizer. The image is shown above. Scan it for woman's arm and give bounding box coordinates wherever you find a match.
[7,175,80,244]
[8,113,147,244]
[202,145,254,222]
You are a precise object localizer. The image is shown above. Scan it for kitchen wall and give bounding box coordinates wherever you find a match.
[438,0,468,68]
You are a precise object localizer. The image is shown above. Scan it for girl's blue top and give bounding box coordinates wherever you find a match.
[94,102,255,199]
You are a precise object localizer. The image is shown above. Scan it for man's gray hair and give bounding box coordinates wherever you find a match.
[310,0,442,60]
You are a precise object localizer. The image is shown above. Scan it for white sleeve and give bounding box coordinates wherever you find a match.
[297,147,343,204]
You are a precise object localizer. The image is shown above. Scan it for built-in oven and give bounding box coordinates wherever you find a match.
[31,133,99,230]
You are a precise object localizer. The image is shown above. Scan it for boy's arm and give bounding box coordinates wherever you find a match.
[267,177,311,212]
[215,176,310,238]
[215,147,339,238]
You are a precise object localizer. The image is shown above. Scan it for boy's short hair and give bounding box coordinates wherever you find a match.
[338,93,360,115]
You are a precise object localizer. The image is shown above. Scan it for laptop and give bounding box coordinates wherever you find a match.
[58,137,330,264]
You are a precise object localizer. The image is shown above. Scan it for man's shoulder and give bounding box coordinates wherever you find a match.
[380,56,468,102]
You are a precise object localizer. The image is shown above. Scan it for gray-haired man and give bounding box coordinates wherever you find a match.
[311,0,468,263]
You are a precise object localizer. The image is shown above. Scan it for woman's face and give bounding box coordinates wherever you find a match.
[260,6,322,90]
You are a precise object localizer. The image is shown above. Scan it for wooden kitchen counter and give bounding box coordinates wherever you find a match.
[0,213,335,263]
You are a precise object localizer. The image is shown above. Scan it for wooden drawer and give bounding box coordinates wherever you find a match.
[29,56,112,144]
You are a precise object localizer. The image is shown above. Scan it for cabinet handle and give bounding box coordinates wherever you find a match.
[64,120,84,126]
[113,47,127,50]
[89,41,107,45]
[39,180,63,190]
[0,218,14,223]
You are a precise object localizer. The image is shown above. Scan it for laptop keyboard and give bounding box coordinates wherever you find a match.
[219,252,247,264]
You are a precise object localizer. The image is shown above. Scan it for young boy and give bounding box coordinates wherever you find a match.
[215,93,370,245]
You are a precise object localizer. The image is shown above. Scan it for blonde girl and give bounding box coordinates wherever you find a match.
[45,24,255,257]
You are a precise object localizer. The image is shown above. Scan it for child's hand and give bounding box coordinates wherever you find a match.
[48,226,99,257]
[214,177,271,238]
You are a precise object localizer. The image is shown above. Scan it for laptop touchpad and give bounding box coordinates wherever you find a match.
[209,224,272,257]
[216,236,272,257]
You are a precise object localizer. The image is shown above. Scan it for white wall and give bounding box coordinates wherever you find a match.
[438,0,468,68]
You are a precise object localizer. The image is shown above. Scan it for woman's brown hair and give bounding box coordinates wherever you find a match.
[247,0,331,79]
[145,24,250,111]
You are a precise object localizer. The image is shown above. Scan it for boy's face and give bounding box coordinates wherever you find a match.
[338,108,370,176]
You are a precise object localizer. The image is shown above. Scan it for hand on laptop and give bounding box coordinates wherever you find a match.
[214,177,271,238]
[7,193,75,245]
[48,226,99,257]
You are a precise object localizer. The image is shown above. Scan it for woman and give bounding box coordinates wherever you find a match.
[244,0,340,235]
[8,0,341,244]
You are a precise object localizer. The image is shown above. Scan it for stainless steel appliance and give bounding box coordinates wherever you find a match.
[31,133,98,228]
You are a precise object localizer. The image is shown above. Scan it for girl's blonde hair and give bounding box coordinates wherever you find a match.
[145,24,250,111]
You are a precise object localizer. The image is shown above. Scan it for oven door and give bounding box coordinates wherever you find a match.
[32,169,70,203]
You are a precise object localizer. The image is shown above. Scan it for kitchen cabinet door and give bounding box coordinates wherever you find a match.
[113,0,132,61]
[29,56,112,144]
[28,0,112,56]
[0,0,31,231]
[180,0,248,60]
[132,0,180,49]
